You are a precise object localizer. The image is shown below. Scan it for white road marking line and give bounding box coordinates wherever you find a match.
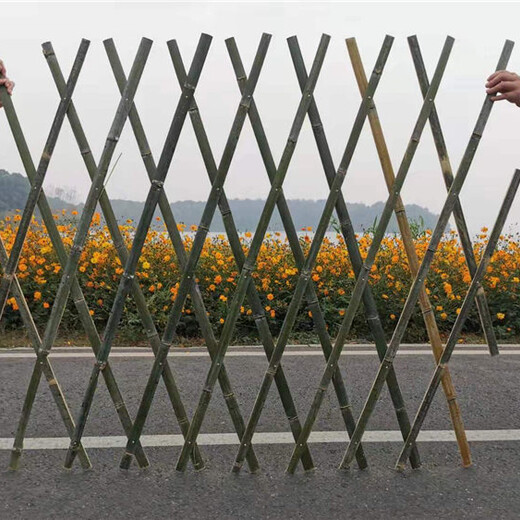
[0,350,519,359]
[0,430,519,450]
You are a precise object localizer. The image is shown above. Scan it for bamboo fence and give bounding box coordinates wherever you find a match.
[0,33,517,473]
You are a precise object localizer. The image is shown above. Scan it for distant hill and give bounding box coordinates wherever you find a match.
[0,169,444,233]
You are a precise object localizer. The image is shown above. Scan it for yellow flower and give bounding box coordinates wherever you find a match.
[267,293,274,301]
[497,312,506,320]
[34,291,42,301]
[440,312,448,320]
[390,314,396,320]
[142,261,151,270]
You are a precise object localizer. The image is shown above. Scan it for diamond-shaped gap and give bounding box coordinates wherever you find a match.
[153,79,218,344]
[199,103,278,347]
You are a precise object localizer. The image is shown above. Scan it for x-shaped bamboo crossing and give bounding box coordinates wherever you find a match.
[0,33,515,473]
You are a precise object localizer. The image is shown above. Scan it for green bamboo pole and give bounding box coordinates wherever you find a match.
[408,35,499,356]
[168,41,315,470]
[174,34,331,472]
[286,36,421,470]
[226,36,380,471]
[119,33,272,471]
[237,34,394,473]
[64,35,212,470]
[396,169,520,469]
[340,39,514,469]
[44,41,206,470]
[101,37,262,472]
[0,237,91,470]
[287,36,455,473]
[345,38,470,467]
[11,37,153,469]
[0,39,89,321]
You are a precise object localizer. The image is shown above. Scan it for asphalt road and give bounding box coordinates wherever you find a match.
[1,344,519,519]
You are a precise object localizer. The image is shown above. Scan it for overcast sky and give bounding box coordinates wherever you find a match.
[1,1,520,234]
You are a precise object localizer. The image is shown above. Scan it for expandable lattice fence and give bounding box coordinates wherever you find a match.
[0,33,519,473]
